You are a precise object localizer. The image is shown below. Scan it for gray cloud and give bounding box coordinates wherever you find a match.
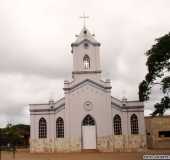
[0,0,170,127]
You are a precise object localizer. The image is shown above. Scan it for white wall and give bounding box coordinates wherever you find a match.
[111,105,145,135]
[30,109,65,140]
[73,43,101,72]
[65,82,112,139]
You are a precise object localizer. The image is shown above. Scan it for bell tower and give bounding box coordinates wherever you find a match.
[71,27,102,80]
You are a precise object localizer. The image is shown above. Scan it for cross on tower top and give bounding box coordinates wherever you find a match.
[80,13,89,28]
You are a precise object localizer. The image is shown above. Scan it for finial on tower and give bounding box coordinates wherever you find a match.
[80,12,89,28]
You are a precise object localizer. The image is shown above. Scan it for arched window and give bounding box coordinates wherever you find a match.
[82,115,95,126]
[113,115,122,135]
[56,117,64,138]
[39,118,47,138]
[83,55,90,69]
[131,114,139,134]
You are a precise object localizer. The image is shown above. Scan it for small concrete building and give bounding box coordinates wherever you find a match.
[145,116,170,149]
[29,26,146,153]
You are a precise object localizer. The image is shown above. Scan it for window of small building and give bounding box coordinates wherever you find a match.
[113,115,122,135]
[159,131,170,138]
[56,117,64,138]
[131,114,139,134]
[39,118,47,138]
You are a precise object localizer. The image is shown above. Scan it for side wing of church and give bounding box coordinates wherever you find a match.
[29,27,146,152]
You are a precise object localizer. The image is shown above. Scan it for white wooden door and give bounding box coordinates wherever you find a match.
[82,126,96,149]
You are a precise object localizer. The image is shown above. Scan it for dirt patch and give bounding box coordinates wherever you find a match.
[1,149,170,160]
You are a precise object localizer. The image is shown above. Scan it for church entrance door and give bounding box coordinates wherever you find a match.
[82,115,96,149]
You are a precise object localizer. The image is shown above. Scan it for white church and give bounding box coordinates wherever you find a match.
[29,25,146,152]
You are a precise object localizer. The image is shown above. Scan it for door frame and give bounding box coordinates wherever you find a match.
[81,114,97,150]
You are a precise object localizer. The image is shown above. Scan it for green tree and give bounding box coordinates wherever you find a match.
[8,127,21,146]
[139,32,170,116]
[4,123,21,147]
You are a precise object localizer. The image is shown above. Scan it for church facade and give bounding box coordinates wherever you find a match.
[29,27,146,153]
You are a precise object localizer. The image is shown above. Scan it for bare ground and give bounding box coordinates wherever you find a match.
[1,149,170,160]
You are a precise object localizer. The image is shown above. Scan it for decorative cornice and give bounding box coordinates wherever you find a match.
[30,103,65,113]
[71,39,101,47]
[122,105,144,109]
[72,70,102,74]
[111,101,144,111]
[29,103,49,105]
[30,108,51,112]
[63,79,111,91]
[111,102,122,109]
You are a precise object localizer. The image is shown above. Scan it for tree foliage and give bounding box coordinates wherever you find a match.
[0,123,30,147]
[151,96,170,116]
[139,32,170,116]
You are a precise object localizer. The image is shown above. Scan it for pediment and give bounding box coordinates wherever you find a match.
[71,27,100,48]
[64,78,111,93]
[71,39,100,47]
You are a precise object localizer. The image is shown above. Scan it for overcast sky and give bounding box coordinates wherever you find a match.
[0,0,170,127]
